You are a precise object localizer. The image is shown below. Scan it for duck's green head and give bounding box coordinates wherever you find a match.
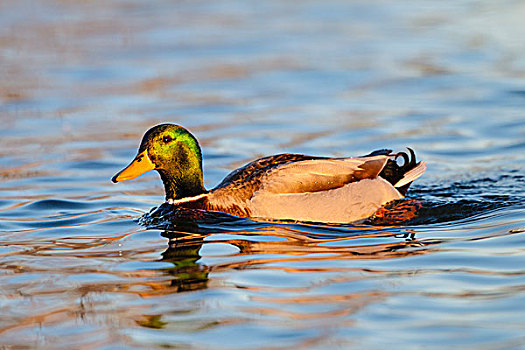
[112,124,206,200]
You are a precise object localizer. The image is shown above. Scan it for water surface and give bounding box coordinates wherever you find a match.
[1,1,524,349]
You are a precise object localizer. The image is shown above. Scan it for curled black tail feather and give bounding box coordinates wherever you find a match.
[365,148,420,195]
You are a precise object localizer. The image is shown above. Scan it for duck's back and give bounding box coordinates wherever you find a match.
[214,153,326,191]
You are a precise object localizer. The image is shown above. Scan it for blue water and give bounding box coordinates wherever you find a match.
[1,1,524,349]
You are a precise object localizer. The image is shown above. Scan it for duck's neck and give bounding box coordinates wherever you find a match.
[158,168,206,200]
[155,144,206,200]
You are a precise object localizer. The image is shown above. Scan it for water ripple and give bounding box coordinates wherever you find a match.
[1,0,525,348]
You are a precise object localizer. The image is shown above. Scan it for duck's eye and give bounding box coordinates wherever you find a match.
[162,136,173,143]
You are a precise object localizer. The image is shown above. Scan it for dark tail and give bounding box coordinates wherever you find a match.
[365,148,425,195]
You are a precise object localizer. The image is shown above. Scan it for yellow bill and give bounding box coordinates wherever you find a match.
[112,150,155,183]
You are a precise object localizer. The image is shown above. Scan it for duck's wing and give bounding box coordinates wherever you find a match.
[246,155,401,223]
[257,155,389,194]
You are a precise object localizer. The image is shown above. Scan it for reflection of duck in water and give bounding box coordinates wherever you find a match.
[135,231,207,329]
[153,223,420,298]
[112,124,426,224]
[160,231,208,293]
[151,223,421,298]
[137,225,421,330]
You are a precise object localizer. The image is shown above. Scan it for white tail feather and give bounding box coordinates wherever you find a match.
[394,161,427,188]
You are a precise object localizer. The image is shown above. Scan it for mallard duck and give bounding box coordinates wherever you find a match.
[112,124,426,224]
